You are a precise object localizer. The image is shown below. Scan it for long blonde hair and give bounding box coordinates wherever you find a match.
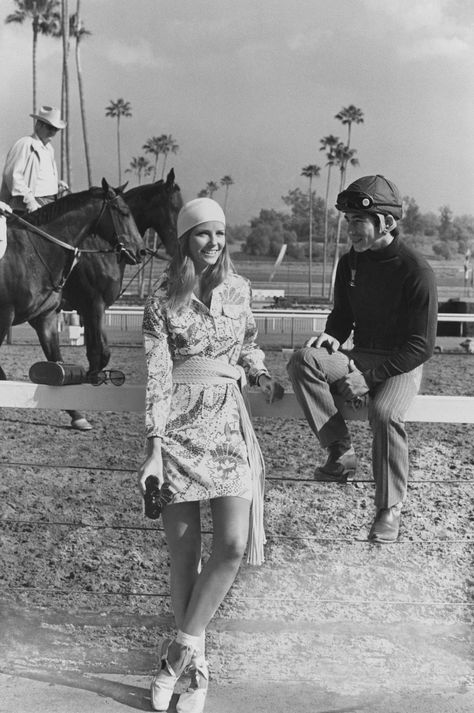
[165,230,234,313]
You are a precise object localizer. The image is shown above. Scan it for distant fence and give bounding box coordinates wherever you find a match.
[8,309,474,350]
[63,308,474,334]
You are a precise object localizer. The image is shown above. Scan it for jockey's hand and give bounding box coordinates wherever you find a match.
[339,360,370,401]
[258,374,284,404]
[0,201,12,216]
[305,332,340,353]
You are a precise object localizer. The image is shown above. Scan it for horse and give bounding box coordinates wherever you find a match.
[0,179,144,429]
[60,169,182,374]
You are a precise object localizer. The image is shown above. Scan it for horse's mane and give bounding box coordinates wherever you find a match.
[124,178,181,199]
[26,187,105,226]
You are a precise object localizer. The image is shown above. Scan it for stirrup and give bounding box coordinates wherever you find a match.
[150,638,194,712]
[177,657,209,713]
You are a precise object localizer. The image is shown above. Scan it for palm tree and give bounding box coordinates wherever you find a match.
[301,164,321,296]
[70,1,92,185]
[60,0,71,186]
[329,143,360,298]
[335,104,364,150]
[142,136,163,181]
[125,156,152,185]
[328,105,365,299]
[105,98,132,184]
[5,0,61,116]
[205,181,219,198]
[220,175,234,210]
[159,134,179,179]
[319,134,340,297]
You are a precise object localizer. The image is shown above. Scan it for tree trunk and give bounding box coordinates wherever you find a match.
[32,23,38,118]
[61,0,71,187]
[308,178,313,297]
[146,231,158,296]
[161,154,168,179]
[75,0,92,186]
[328,168,347,300]
[322,166,332,298]
[117,117,122,184]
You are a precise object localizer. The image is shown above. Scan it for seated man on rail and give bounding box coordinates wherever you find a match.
[287,175,438,543]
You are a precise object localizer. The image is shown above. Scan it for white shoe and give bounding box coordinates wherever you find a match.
[71,417,92,431]
[177,655,209,713]
[150,638,194,712]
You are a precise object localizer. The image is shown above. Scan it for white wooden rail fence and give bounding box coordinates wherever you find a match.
[3,310,473,423]
[0,383,473,423]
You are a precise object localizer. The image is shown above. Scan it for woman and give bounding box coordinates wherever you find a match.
[138,197,283,712]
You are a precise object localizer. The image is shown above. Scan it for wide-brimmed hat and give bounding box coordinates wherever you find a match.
[30,105,66,130]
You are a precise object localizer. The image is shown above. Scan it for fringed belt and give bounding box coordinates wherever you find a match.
[172,356,266,566]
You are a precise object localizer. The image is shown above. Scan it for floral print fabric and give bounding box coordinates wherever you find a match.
[142,271,270,502]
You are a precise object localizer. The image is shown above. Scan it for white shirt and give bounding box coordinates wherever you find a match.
[0,133,59,210]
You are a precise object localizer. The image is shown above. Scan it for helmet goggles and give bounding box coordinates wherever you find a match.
[336,190,401,214]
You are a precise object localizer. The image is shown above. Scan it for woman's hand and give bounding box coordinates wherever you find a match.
[258,374,285,403]
[137,438,163,496]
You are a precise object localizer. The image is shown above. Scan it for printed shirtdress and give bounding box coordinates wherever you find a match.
[142,271,270,503]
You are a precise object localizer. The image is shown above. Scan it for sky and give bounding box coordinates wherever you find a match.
[1,0,473,225]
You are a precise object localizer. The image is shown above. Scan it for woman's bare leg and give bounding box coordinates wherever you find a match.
[161,500,202,630]
[181,496,250,635]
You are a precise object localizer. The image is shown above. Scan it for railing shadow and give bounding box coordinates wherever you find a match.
[0,667,172,711]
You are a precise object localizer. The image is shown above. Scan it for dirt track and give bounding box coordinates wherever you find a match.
[0,341,473,711]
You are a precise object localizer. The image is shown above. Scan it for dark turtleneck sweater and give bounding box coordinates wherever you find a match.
[325,236,438,389]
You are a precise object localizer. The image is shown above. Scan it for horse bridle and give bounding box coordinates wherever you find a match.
[1,192,139,292]
[2,192,136,261]
[86,192,138,264]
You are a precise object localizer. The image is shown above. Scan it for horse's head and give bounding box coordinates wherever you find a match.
[124,169,183,257]
[92,179,146,265]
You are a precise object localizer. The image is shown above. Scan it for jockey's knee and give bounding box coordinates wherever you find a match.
[287,346,327,382]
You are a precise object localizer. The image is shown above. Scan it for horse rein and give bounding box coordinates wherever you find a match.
[1,193,136,292]
[1,195,131,258]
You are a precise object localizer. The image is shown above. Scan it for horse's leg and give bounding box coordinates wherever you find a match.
[82,300,111,373]
[28,311,93,431]
[0,308,15,380]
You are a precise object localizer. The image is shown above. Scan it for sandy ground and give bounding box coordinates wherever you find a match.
[0,339,473,712]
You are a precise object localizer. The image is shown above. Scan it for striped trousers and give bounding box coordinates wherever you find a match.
[287,347,422,509]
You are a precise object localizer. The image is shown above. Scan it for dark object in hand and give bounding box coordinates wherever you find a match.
[144,477,174,519]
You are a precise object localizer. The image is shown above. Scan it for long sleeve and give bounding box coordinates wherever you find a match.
[2,137,38,206]
[325,258,355,345]
[238,281,270,385]
[142,297,173,438]
[362,265,438,387]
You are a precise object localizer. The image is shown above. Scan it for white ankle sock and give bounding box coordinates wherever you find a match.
[176,629,202,652]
